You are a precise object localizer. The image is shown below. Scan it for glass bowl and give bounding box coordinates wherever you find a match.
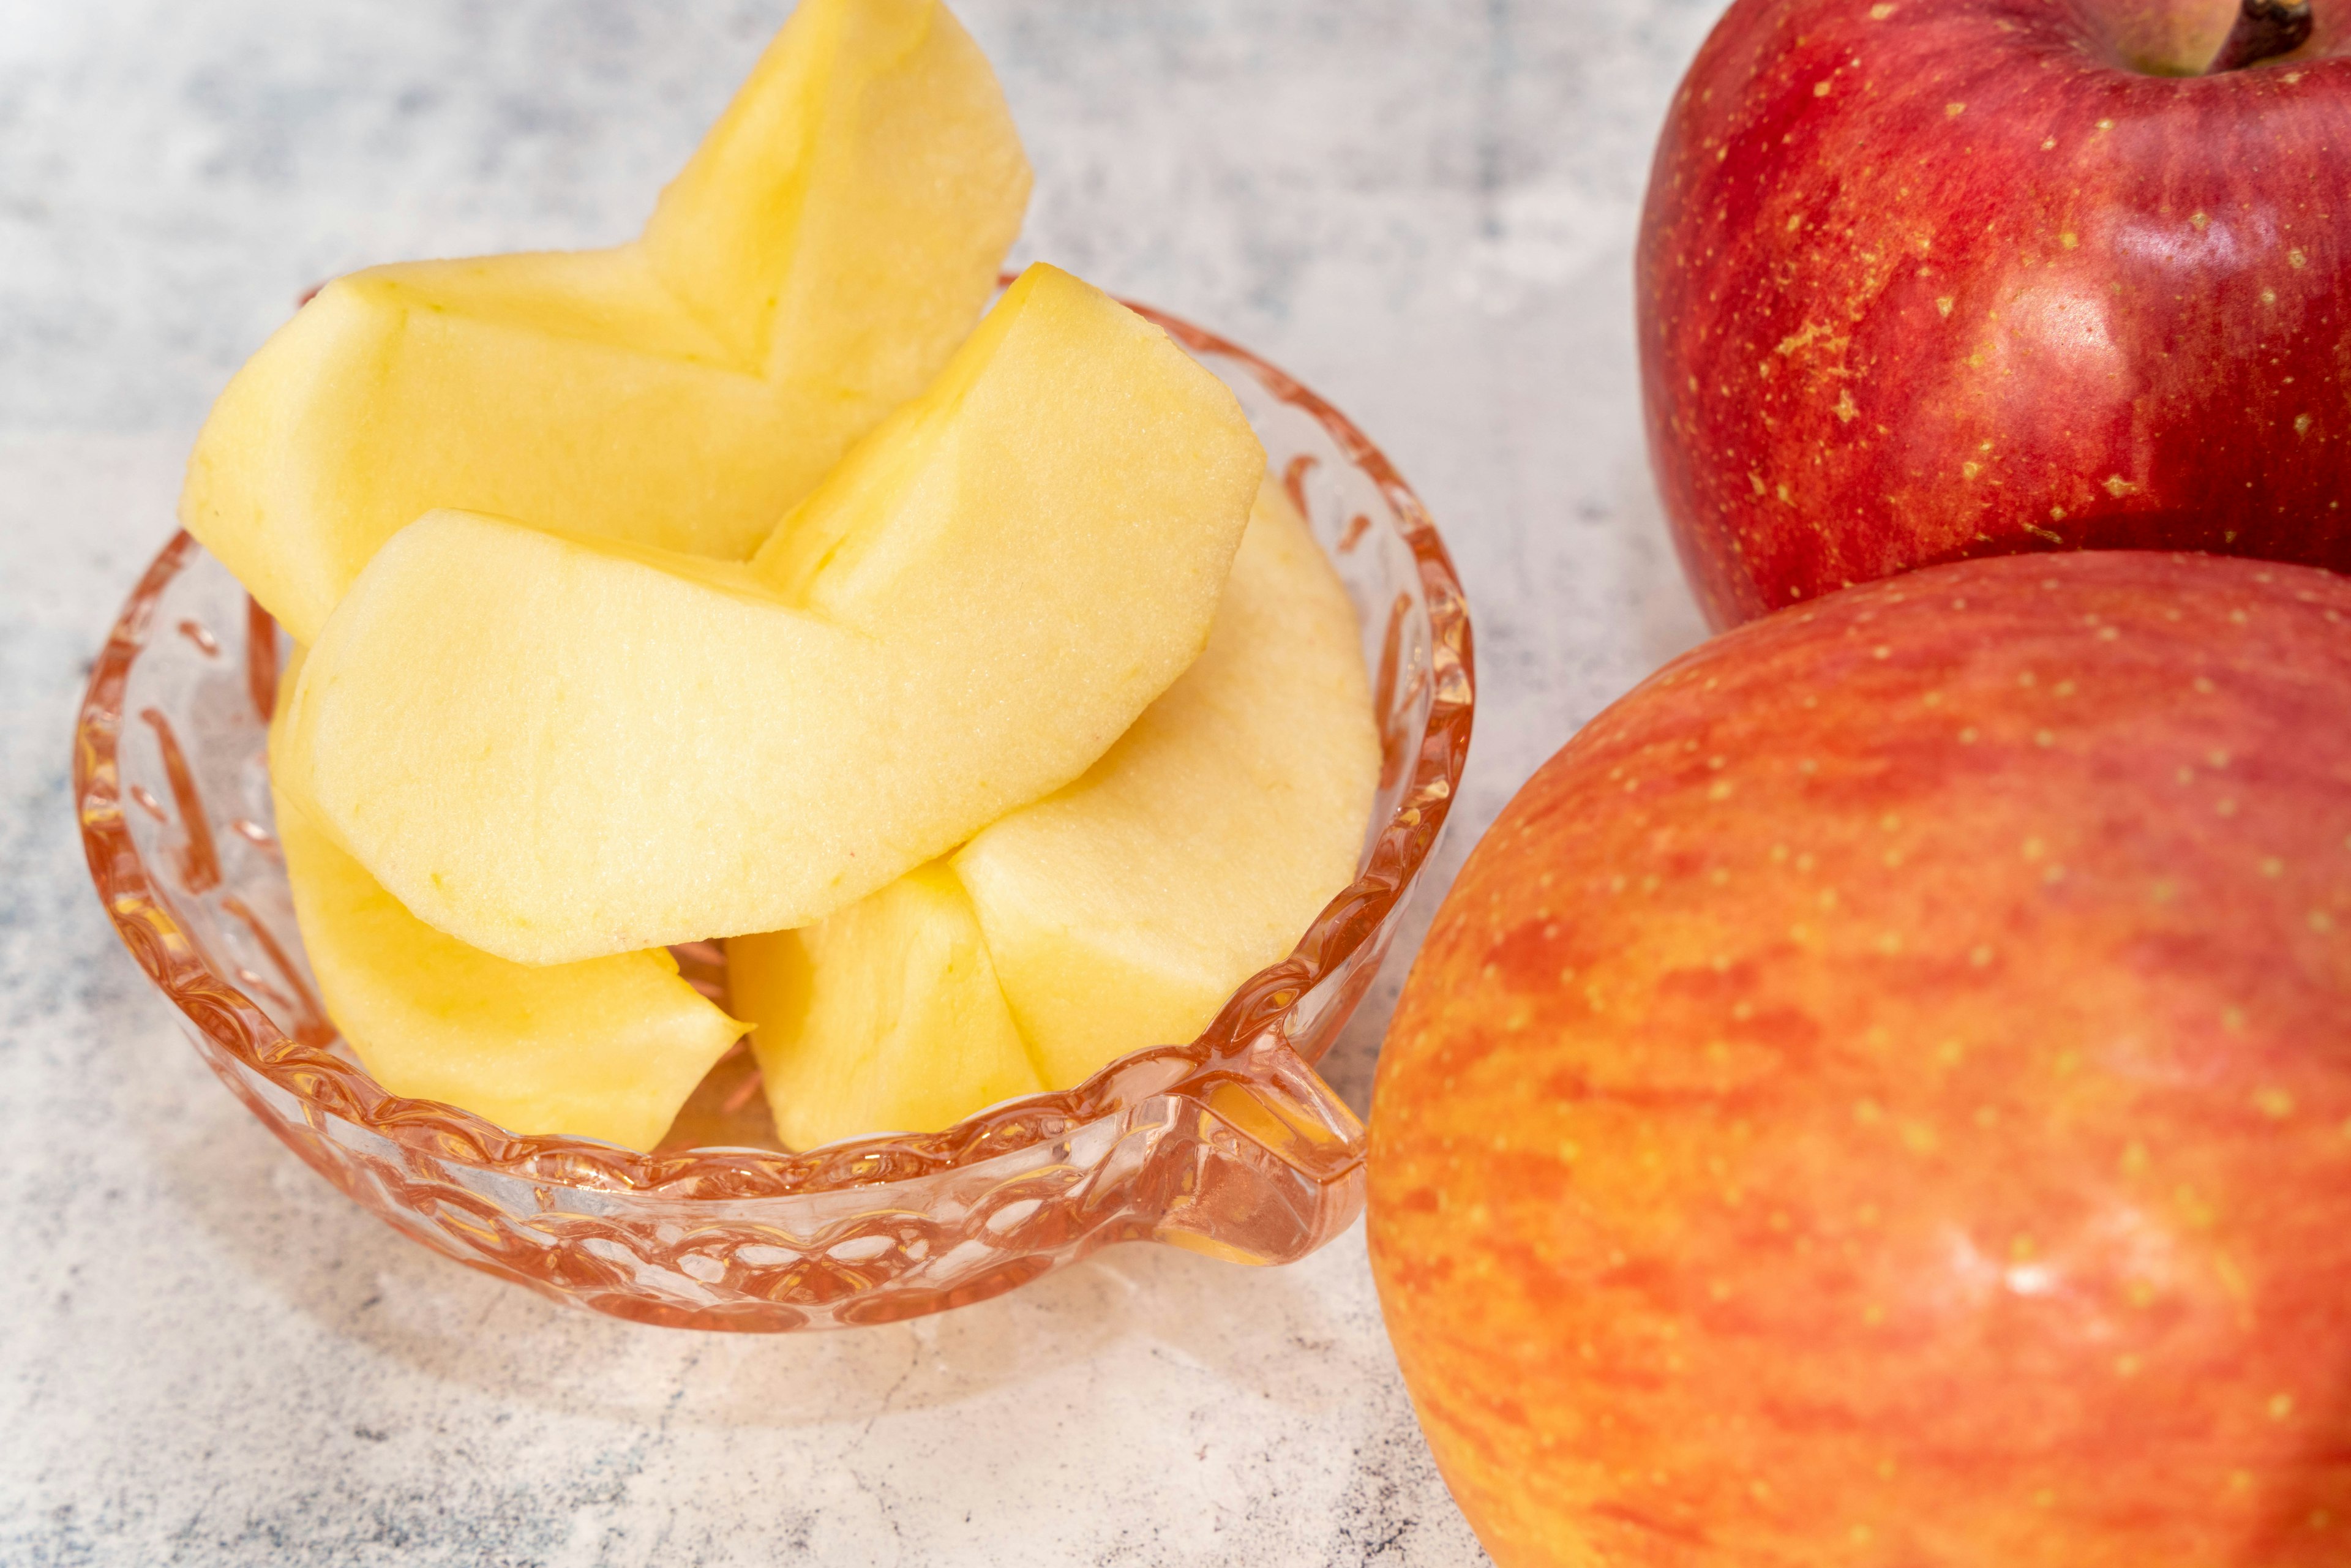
[72,299,1474,1331]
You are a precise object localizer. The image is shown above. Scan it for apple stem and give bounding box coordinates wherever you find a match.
[2207,0,2313,72]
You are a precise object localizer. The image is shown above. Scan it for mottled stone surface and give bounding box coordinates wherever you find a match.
[0,1,1719,1561]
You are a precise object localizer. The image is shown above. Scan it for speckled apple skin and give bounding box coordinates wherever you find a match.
[1638,0,2351,628]
[1370,552,2351,1566]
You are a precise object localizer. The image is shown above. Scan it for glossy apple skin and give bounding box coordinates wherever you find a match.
[1639,0,2351,628]
[1370,552,2351,1565]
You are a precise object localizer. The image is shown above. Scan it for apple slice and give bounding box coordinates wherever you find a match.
[181,0,1028,645]
[268,679,744,1152]
[279,264,1265,965]
[729,865,1041,1150]
[276,794,744,1150]
[951,477,1378,1087]
[642,0,1027,390]
[726,478,1378,1147]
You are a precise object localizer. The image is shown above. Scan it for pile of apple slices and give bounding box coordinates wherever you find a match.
[189,0,1380,1152]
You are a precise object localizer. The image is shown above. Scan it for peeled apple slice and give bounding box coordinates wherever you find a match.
[728,865,1041,1151]
[728,479,1379,1146]
[642,0,1026,389]
[268,670,744,1152]
[953,477,1379,1087]
[181,0,1029,645]
[279,264,1265,965]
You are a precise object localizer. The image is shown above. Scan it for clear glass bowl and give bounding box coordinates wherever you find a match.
[72,301,1474,1331]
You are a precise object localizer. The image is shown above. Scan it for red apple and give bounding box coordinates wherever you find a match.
[1370,552,2351,1565]
[1638,0,2351,628]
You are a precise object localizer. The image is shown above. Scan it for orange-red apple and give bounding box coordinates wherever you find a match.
[1371,551,2351,1565]
[1640,0,2351,627]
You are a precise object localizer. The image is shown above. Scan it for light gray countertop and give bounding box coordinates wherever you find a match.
[0,1,1718,1561]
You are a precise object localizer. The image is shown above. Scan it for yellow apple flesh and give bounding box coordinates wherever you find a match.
[642,0,1026,389]
[268,667,743,1152]
[181,0,1029,645]
[279,264,1265,965]
[729,865,1041,1150]
[728,478,1378,1146]
[953,477,1379,1087]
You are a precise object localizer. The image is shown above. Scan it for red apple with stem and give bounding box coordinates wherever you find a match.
[1639,0,2351,628]
[1370,551,2351,1565]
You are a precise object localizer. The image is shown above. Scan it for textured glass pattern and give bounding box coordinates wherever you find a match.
[73,302,1475,1331]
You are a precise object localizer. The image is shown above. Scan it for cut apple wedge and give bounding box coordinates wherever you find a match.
[279,264,1265,966]
[642,0,1026,389]
[729,865,1041,1151]
[729,478,1379,1146]
[953,477,1379,1088]
[181,0,1029,645]
[275,795,746,1151]
[267,667,745,1152]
